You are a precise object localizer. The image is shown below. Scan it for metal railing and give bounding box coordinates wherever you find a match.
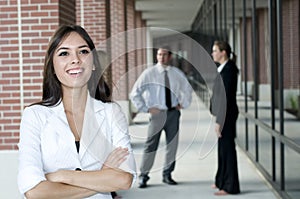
[187,76,210,108]
[190,76,300,199]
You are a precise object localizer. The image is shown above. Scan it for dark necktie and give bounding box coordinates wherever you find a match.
[164,70,172,109]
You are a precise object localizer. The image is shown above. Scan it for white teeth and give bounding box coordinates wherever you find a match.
[67,68,83,74]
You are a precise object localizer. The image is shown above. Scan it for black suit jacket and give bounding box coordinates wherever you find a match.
[210,60,239,137]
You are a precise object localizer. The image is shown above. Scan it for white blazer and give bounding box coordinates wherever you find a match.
[18,94,136,199]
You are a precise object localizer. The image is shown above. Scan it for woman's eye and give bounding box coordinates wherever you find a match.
[58,51,68,56]
[80,49,90,54]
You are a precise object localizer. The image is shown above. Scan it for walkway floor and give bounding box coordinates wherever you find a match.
[118,94,278,199]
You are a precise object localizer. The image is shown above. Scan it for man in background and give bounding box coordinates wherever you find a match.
[130,46,192,188]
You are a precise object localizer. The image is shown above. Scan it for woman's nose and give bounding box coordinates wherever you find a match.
[71,53,80,64]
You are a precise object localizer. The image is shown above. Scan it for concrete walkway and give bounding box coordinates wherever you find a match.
[0,93,279,199]
[118,93,278,199]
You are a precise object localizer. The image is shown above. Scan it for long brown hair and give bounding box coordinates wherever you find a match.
[33,25,111,106]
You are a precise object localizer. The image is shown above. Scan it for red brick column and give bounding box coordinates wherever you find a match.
[76,0,107,48]
[135,11,147,79]
[282,0,299,89]
[0,0,76,150]
[126,0,137,96]
[110,0,128,100]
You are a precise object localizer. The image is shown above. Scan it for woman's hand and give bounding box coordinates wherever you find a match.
[46,170,68,183]
[44,148,132,193]
[215,123,222,138]
[102,147,129,169]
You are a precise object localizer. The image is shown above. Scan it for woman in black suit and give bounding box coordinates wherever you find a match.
[210,40,240,195]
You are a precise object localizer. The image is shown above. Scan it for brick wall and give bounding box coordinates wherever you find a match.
[75,0,111,89]
[0,0,61,150]
[76,0,107,48]
[110,0,127,100]
[239,0,299,100]
[109,0,147,101]
[0,1,19,150]
[282,0,299,89]
[0,0,147,150]
[76,0,147,101]
[126,0,137,95]
[240,17,254,83]
[135,11,147,78]
[257,8,268,85]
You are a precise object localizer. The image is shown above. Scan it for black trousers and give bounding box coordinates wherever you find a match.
[215,120,240,194]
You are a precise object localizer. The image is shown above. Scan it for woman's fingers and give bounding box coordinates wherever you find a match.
[109,147,128,165]
[103,147,129,169]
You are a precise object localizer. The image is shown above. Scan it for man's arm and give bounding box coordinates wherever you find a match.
[129,74,148,112]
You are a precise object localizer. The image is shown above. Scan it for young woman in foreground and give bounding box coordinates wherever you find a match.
[18,25,136,199]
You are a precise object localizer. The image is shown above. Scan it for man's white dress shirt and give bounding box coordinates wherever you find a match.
[130,64,192,112]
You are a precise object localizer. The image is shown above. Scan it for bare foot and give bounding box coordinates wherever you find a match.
[211,184,218,189]
[214,190,228,196]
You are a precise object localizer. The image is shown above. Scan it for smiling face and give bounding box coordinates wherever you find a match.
[53,32,94,91]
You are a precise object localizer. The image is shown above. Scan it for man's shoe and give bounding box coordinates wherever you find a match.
[139,175,150,188]
[162,176,177,185]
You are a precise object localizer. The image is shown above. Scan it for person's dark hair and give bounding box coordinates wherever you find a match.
[158,46,172,55]
[214,40,237,63]
[32,25,111,107]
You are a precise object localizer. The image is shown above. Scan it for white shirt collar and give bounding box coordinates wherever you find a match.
[157,63,171,73]
[217,60,228,73]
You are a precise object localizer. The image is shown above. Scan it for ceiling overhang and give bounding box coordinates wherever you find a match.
[135,0,204,38]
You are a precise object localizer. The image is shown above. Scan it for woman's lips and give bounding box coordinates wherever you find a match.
[66,68,83,77]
